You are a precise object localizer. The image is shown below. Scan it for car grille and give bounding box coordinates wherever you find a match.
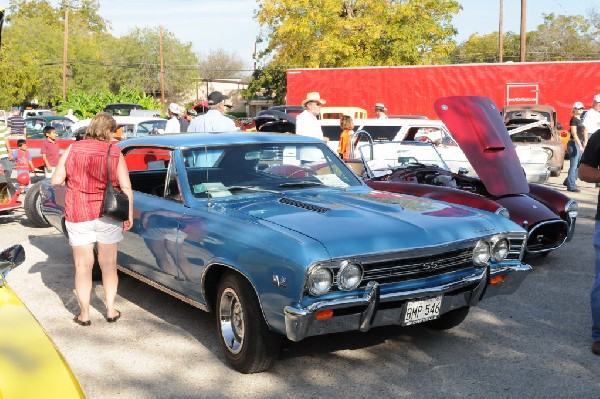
[526,219,568,253]
[328,233,526,291]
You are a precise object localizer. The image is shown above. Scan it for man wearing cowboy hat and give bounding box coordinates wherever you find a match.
[296,92,326,140]
[374,103,388,119]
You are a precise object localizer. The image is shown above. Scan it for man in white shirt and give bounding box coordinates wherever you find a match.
[296,92,326,140]
[164,103,181,134]
[583,94,600,137]
[374,103,388,119]
[188,91,237,133]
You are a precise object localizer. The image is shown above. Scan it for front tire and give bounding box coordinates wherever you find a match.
[23,181,50,227]
[216,273,281,373]
[425,306,470,330]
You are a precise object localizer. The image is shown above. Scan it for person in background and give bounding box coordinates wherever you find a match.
[51,112,133,326]
[296,92,326,140]
[7,108,26,137]
[164,103,181,134]
[338,115,354,159]
[178,108,190,133]
[186,108,197,124]
[0,118,15,194]
[187,91,236,133]
[41,126,60,178]
[374,103,388,119]
[563,101,587,192]
[13,139,34,180]
[583,94,600,137]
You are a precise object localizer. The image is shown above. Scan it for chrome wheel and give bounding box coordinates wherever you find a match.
[219,287,245,354]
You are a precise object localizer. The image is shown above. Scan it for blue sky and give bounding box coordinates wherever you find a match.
[69,0,600,69]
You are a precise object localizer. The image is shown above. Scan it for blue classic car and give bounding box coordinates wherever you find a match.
[34,132,532,373]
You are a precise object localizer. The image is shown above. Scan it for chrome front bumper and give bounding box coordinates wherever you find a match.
[284,263,532,342]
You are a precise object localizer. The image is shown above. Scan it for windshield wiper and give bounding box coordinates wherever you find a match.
[278,181,324,188]
[225,185,277,194]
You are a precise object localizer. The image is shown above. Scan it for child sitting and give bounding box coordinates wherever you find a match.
[13,139,34,189]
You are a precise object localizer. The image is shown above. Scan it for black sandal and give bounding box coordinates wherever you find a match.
[73,315,91,326]
[106,310,121,323]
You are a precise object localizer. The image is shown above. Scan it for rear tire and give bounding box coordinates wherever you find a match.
[216,272,281,373]
[426,306,470,330]
[23,181,50,227]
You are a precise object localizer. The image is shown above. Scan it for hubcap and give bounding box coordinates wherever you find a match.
[219,287,244,354]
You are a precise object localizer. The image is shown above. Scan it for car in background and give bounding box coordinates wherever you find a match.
[320,106,368,120]
[22,108,53,118]
[266,104,304,118]
[25,115,75,139]
[503,104,565,177]
[103,103,144,116]
[31,132,532,373]
[0,245,85,398]
[64,116,167,140]
[319,117,551,184]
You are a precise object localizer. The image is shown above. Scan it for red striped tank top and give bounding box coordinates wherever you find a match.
[64,139,122,223]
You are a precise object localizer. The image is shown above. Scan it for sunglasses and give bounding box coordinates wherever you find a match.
[577,107,584,110]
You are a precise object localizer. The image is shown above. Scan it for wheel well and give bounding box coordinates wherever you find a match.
[203,264,255,313]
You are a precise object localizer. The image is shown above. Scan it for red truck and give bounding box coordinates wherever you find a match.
[286,60,600,130]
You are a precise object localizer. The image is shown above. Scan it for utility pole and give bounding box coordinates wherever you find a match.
[62,1,69,100]
[159,26,165,105]
[498,0,504,63]
[520,0,527,62]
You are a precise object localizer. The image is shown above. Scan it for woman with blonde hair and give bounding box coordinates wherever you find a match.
[52,112,133,326]
[338,115,354,159]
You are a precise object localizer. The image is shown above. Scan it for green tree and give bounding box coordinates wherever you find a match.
[450,32,520,63]
[250,0,461,102]
[527,13,599,61]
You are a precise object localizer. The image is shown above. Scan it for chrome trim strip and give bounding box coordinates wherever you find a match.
[117,266,208,311]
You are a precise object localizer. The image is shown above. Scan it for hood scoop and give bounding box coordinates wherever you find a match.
[279,197,331,214]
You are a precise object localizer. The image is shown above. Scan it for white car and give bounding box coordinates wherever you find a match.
[64,116,167,140]
[320,117,551,184]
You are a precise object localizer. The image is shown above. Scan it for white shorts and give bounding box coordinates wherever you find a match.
[65,217,124,247]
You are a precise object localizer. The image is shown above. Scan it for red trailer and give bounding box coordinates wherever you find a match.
[287,61,600,129]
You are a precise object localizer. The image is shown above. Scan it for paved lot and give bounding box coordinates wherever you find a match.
[3,165,600,398]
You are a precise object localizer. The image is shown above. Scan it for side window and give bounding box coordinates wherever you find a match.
[124,147,173,197]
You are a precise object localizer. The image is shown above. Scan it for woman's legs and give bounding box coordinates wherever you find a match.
[565,141,580,190]
[72,243,95,321]
[97,242,119,319]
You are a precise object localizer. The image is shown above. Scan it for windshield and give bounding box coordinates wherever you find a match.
[182,142,362,198]
[359,141,449,177]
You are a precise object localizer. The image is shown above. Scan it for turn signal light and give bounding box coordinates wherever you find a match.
[490,275,507,285]
[315,310,334,320]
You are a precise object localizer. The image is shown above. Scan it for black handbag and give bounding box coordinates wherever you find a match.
[101,145,129,221]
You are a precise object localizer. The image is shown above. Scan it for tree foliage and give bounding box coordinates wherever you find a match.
[0,0,200,113]
[248,0,461,102]
[451,11,600,63]
[197,49,248,80]
[255,0,461,68]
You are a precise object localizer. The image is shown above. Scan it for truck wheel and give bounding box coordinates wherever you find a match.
[216,272,281,373]
[23,181,50,227]
[425,306,470,330]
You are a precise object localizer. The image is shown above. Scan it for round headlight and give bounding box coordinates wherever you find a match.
[473,240,490,266]
[307,267,333,296]
[566,200,578,219]
[337,262,363,291]
[492,238,509,262]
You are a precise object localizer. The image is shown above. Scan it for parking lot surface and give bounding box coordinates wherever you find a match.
[4,165,600,398]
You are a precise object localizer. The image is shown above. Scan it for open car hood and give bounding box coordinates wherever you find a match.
[434,96,529,196]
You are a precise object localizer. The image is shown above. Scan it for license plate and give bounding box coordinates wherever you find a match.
[403,296,442,326]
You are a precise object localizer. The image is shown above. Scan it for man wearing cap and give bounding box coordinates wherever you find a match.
[187,91,237,133]
[374,103,388,119]
[164,103,181,134]
[583,94,600,138]
[296,92,326,140]
[564,101,587,192]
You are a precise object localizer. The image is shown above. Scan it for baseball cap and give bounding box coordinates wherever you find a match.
[594,94,600,103]
[168,103,180,114]
[573,101,584,109]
